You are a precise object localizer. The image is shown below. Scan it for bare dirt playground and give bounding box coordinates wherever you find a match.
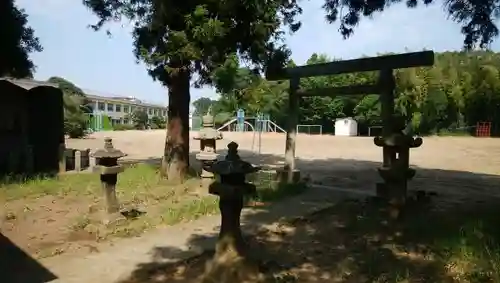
[70,130,500,195]
[2,130,500,283]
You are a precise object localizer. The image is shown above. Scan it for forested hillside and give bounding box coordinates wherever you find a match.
[198,51,500,136]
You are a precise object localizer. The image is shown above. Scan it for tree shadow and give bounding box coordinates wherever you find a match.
[121,148,500,199]
[109,149,500,283]
[0,233,57,283]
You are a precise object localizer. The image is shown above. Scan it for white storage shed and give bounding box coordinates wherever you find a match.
[334,117,358,136]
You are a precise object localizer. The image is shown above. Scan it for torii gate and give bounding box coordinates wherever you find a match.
[266,51,435,202]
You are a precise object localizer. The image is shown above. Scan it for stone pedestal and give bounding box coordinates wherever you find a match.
[196,152,218,191]
[194,113,222,190]
[275,167,301,184]
[374,128,423,210]
[202,142,262,282]
[91,138,128,225]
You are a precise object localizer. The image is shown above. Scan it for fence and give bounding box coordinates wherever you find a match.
[296,124,323,135]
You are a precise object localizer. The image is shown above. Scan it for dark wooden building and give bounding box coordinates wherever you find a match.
[0,78,64,177]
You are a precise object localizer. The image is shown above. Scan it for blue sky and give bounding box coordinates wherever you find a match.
[16,0,499,106]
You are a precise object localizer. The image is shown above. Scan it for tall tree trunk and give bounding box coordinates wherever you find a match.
[161,66,191,182]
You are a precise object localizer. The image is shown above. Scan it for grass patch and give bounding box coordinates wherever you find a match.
[248,171,308,203]
[423,204,500,282]
[104,194,500,283]
[2,164,309,259]
[160,196,219,225]
[299,195,500,282]
[436,128,473,137]
[0,163,162,201]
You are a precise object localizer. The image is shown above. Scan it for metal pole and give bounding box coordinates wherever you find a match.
[258,126,262,155]
[258,112,262,155]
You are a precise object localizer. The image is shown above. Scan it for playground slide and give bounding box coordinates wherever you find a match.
[267,120,286,133]
[217,118,286,133]
[217,118,237,131]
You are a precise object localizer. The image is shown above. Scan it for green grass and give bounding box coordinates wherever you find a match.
[248,171,308,203]
[321,196,500,283]
[0,163,162,201]
[430,206,500,282]
[160,196,219,225]
[436,128,473,137]
[2,164,309,251]
[0,166,306,203]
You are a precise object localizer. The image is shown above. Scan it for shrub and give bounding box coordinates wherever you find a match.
[64,111,87,138]
[151,115,166,129]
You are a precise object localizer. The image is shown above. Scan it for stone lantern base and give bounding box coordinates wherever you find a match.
[200,141,264,283]
[275,167,301,184]
[202,181,263,283]
[196,153,219,194]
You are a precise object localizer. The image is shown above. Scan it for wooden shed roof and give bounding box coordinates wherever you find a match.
[0,77,59,90]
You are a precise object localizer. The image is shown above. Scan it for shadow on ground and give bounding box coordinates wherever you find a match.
[110,148,500,283]
[0,233,57,283]
[125,147,500,199]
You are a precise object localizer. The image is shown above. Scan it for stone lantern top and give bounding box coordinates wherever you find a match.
[374,115,423,148]
[202,114,214,127]
[91,138,127,159]
[194,113,223,140]
[206,142,260,175]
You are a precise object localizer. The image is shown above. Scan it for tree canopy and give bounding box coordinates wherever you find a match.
[82,0,500,180]
[0,0,42,78]
[129,109,149,130]
[48,77,90,138]
[82,0,302,180]
[82,0,301,86]
[207,50,500,136]
[323,0,500,49]
[192,97,216,116]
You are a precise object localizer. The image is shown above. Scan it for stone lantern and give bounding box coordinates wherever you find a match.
[194,113,223,188]
[374,117,422,209]
[91,137,127,224]
[202,141,262,282]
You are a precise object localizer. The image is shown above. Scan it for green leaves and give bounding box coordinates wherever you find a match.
[322,0,500,50]
[50,77,89,138]
[192,97,216,116]
[208,50,500,136]
[129,109,149,130]
[83,0,302,86]
[1,0,42,78]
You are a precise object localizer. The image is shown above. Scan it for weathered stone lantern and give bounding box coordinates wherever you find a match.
[194,113,223,188]
[374,117,423,209]
[202,141,262,282]
[91,138,127,224]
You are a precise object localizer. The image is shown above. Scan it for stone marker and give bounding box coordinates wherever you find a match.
[374,116,423,217]
[194,113,222,189]
[202,141,262,282]
[91,138,127,225]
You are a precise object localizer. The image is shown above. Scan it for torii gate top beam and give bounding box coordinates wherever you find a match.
[266,51,435,81]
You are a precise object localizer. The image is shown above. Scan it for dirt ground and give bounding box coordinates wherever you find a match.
[69,130,500,196]
[118,194,500,283]
[69,130,500,172]
[3,131,500,264]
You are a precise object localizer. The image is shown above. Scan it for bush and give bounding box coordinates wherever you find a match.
[113,124,135,131]
[130,110,149,129]
[64,113,87,138]
[151,116,166,129]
